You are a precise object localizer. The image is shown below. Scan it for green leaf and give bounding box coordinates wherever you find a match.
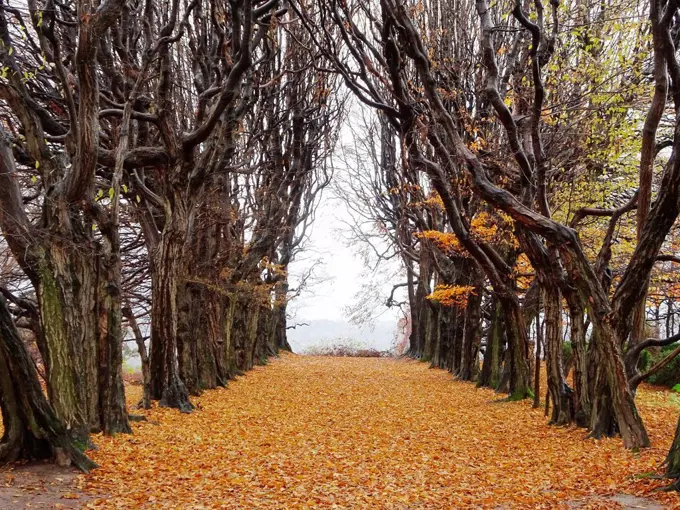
[136,195,141,203]
[34,161,40,169]
[108,187,115,200]
[672,384,680,393]
[122,184,128,193]
[30,175,37,184]
[97,189,104,198]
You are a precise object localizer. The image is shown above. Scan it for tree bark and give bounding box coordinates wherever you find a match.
[0,295,97,471]
[533,293,542,409]
[459,285,481,381]
[479,299,503,389]
[123,305,151,409]
[665,417,680,490]
[566,294,590,427]
[177,285,218,395]
[149,193,193,412]
[544,285,572,425]
[500,295,532,399]
[273,281,292,352]
[216,295,240,382]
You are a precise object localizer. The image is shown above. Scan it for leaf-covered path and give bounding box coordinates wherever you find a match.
[85,355,680,509]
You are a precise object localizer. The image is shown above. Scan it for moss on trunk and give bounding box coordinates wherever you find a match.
[0,295,96,472]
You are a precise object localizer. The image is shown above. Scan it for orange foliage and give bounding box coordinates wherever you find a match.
[514,253,536,291]
[412,191,445,211]
[82,356,680,509]
[426,284,476,307]
[416,229,461,254]
[416,211,517,257]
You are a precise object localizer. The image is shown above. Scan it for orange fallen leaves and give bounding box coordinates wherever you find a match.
[83,355,680,509]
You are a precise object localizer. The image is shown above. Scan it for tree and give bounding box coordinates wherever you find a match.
[665,417,680,491]
[291,0,680,448]
[0,0,131,442]
[0,294,96,471]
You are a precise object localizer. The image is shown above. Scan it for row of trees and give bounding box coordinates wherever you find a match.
[0,0,343,469]
[310,0,680,488]
[0,0,679,489]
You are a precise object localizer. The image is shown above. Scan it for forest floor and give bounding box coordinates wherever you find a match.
[3,353,680,509]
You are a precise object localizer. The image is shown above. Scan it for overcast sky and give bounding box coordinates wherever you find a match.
[286,166,404,350]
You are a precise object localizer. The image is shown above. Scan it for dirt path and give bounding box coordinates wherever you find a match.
[74,355,678,508]
[4,354,679,508]
[0,463,91,509]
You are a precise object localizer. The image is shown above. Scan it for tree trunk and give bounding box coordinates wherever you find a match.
[149,195,193,412]
[459,286,481,381]
[500,295,532,399]
[123,305,151,409]
[451,305,464,374]
[96,250,131,435]
[558,247,650,448]
[177,285,200,395]
[177,285,218,395]
[246,304,262,370]
[405,261,420,357]
[566,294,590,427]
[664,417,680,490]
[232,295,259,372]
[217,295,240,382]
[1,136,128,440]
[479,299,503,389]
[36,245,93,444]
[431,306,445,369]
[0,295,97,471]
[533,294,542,409]
[273,281,292,352]
[544,285,572,425]
[254,303,271,363]
[588,316,650,448]
[416,251,433,360]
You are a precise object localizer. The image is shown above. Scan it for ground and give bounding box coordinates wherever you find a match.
[3,354,680,508]
[0,463,91,508]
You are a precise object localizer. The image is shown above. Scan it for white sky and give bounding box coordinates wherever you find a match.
[286,188,403,351]
[285,106,407,350]
[288,198,361,321]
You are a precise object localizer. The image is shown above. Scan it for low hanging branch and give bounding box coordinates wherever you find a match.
[625,330,680,390]
[628,342,680,390]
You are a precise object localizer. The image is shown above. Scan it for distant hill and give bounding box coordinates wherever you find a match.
[287,319,397,353]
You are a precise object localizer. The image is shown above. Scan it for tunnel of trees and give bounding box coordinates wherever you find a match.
[0,0,678,492]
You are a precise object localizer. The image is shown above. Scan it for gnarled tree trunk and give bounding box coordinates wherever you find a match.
[544,285,572,425]
[500,295,532,400]
[459,282,482,381]
[566,294,590,427]
[664,417,680,491]
[177,285,218,395]
[0,295,96,471]
[479,299,503,389]
[149,194,193,412]
[273,281,292,352]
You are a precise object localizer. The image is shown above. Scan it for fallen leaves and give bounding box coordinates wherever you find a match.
[82,354,680,509]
